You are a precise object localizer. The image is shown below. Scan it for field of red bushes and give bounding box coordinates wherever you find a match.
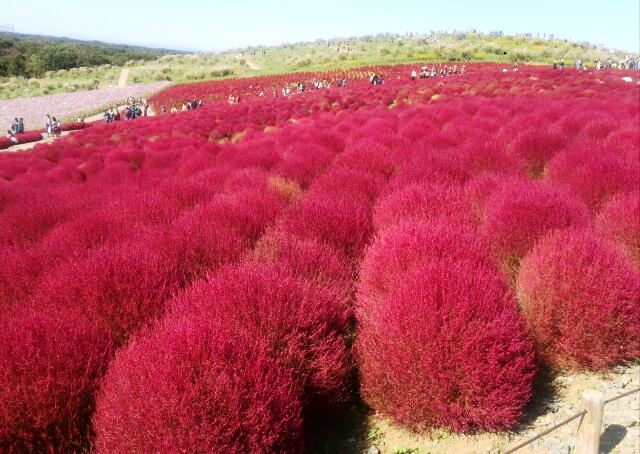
[0,63,638,452]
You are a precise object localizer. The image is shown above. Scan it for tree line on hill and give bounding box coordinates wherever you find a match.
[0,34,177,78]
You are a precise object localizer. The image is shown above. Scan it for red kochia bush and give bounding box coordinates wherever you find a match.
[373,183,478,233]
[0,306,112,452]
[356,258,536,432]
[168,207,248,284]
[359,220,495,307]
[32,232,180,346]
[517,228,640,370]
[94,319,303,453]
[0,136,15,150]
[60,121,90,132]
[278,191,373,259]
[199,187,288,243]
[509,127,566,176]
[482,181,590,272]
[171,264,352,416]
[596,192,640,265]
[253,229,353,293]
[544,143,640,211]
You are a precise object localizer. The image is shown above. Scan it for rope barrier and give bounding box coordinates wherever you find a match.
[502,411,586,454]
[605,386,640,405]
[502,386,640,454]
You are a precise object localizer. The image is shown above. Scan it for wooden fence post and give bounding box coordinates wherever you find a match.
[576,389,605,454]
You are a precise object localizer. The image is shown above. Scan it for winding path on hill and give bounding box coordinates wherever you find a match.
[234,54,262,71]
[117,68,130,87]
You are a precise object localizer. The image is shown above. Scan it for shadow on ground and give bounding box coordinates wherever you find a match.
[599,424,628,454]
[308,400,373,454]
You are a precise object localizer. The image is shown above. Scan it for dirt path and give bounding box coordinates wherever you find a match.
[117,68,130,87]
[235,54,262,71]
[246,59,262,71]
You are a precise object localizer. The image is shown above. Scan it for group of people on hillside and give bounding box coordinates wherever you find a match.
[7,117,25,138]
[159,98,204,114]
[411,64,466,80]
[104,105,144,123]
[269,77,349,98]
[103,97,150,123]
[370,74,385,85]
[553,55,640,70]
[44,115,62,139]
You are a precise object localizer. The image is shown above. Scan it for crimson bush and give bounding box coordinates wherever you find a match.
[517,228,640,370]
[374,183,478,232]
[356,258,536,432]
[482,181,590,274]
[359,220,494,308]
[94,319,303,453]
[544,143,640,211]
[253,229,353,293]
[170,264,353,416]
[32,233,181,345]
[596,192,639,265]
[509,127,566,176]
[0,306,112,452]
[278,191,373,259]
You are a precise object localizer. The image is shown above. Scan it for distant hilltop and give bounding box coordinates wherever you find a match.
[1,31,637,101]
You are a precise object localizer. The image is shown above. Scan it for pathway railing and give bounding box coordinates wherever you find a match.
[503,387,639,454]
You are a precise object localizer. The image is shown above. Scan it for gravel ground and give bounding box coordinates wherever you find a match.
[0,82,170,132]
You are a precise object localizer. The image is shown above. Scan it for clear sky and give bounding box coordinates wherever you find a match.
[3,0,639,52]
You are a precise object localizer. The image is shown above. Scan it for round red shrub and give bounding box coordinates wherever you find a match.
[374,183,478,233]
[544,143,640,211]
[596,192,640,265]
[509,127,567,176]
[482,181,590,273]
[253,229,353,293]
[94,319,303,453]
[517,228,640,370]
[201,187,288,243]
[359,220,494,308]
[279,191,373,259]
[0,306,112,452]
[171,264,353,416]
[464,173,528,216]
[275,143,336,188]
[312,167,387,204]
[32,232,181,346]
[168,208,248,284]
[384,149,469,193]
[356,258,536,432]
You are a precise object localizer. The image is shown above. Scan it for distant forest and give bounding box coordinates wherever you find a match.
[0,33,179,78]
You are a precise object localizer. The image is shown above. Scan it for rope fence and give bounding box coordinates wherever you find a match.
[502,386,639,454]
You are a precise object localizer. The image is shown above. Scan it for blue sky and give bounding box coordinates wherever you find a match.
[4,0,639,52]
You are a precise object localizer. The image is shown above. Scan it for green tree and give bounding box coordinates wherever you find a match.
[7,54,26,76]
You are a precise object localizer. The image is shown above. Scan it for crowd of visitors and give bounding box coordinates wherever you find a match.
[103,97,150,123]
[411,64,466,80]
[44,115,61,139]
[554,55,640,70]
[273,77,349,98]
[159,98,204,114]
